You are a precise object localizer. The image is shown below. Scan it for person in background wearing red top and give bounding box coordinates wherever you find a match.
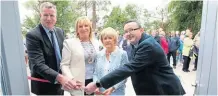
[159,31,169,55]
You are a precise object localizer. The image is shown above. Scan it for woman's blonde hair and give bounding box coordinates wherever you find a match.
[100,27,119,44]
[75,16,93,39]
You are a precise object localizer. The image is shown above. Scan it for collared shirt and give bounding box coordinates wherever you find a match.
[133,42,139,49]
[42,25,61,63]
[42,25,61,57]
[42,25,52,40]
[42,25,55,44]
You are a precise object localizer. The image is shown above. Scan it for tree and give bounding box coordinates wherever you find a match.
[142,5,169,32]
[143,9,152,31]
[76,0,111,31]
[76,0,91,16]
[22,0,40,35]
[168,1,203,34]
[124,4,139,20]
[103,4,140,34]
[54,1,81,33]
[156,7,168,28]
[22,0,81,35]
[103,6,127,34]
[150,20,162,30]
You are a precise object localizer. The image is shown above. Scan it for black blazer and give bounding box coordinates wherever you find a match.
[99,33,186,95]
[26,24,64,95]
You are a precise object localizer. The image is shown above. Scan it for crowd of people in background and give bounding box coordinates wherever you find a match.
[53,25,200,73]
[114,28,200,72]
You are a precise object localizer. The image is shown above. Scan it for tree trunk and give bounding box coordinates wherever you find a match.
[92,0,96,31]
[85,0,87,16]
[161,9,164,28]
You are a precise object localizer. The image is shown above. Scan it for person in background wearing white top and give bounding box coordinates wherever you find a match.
[93,27,129,95]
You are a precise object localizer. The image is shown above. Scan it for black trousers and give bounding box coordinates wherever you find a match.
[167,51,177,66]
[31,81,64,95]
[194,55,198,69]
[85,79,94,95]
[183,56,191,71]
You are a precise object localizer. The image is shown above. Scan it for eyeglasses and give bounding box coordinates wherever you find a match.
[124,28,140,34]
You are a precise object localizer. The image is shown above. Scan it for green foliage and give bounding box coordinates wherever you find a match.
[22,0,203,36]
[143,9,152,31]
[54,1,81,33]
[76,0,111,30]
[168,1,203,34]
[22,0,81,35]
[143,7,168,32]
[76,0,92,16]
[22,15,40,33]
[95,0,111,12]
[103,4,139,34]
[76,0,111,16]
[124,4,138,20]
[103,6,126,34]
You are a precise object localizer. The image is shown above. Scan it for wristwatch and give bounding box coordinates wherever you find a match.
[95,80,102,88]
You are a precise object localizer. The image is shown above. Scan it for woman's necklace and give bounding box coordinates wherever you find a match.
[81,41,95,64]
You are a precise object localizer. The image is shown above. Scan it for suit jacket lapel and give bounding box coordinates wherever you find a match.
[130,44,136,58]
[75,38,85,56]
[39,24,53,49]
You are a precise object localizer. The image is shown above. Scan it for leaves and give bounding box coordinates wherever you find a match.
[124,4,138,20]
[22,0,82,35]
[103,4,140,34]
[22,0,203,36]
[168,1,203,34]
[55,1,81,33]
[75,0,111,31]
[104,6,126,33]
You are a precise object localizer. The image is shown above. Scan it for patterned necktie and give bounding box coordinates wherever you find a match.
[49,31,61,71]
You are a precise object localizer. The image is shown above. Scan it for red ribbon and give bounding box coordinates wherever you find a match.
[27,76,50,83]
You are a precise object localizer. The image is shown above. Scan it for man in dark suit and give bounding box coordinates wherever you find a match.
[26,2,81,95]
[85,20,186,95]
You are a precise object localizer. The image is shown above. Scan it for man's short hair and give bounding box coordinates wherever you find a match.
[123,20,142,28]
[40,2,56,14]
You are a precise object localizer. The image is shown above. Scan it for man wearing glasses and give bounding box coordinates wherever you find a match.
[85,20,186,95]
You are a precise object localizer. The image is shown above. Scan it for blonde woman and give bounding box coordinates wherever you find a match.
[182,30,193,72]
[93,27,128,95]
[60,16,99,95]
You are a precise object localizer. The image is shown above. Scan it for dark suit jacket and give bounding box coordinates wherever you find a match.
[154,35,161,44]
[122,39,133,60]
[99,33,186,95]
[26,24,64,95]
